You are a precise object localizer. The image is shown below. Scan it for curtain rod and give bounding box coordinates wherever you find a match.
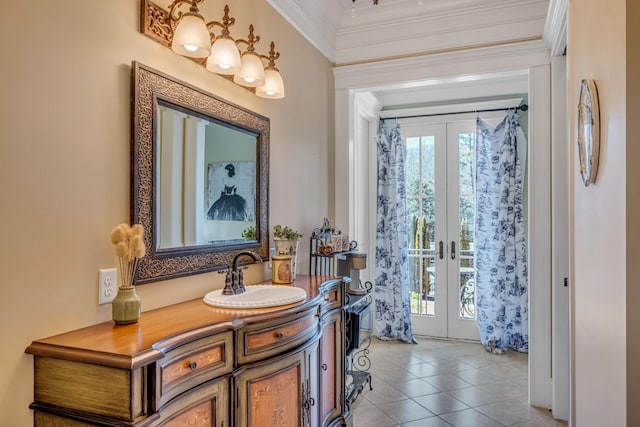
[379,103,528,122]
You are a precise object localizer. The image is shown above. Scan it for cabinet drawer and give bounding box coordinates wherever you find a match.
[237,308,319,364]
[153,376,230,427]
[156,332,233,408]
[320,286,341,315]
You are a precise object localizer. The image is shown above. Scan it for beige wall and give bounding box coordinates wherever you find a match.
[568,0,639,424]
[626,1,640,423]
[0,1,334,424]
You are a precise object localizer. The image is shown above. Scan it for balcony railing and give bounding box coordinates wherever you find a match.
[408,248,475,319]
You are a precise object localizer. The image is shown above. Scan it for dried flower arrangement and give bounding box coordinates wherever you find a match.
[110,223,146,288]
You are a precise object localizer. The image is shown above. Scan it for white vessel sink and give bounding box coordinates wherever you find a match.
[203,284,307,309]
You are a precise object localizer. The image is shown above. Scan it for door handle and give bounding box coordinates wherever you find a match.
[451,241,456,260]
[438,241,444,260]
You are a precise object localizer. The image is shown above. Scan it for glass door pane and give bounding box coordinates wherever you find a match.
[457,132,476,320]
[407,135,435,316]
[446,123,479,341]
[405,124,447,338]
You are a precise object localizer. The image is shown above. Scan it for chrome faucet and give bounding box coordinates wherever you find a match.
[221,251,262,295]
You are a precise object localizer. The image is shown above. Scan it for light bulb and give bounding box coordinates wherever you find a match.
[206,37,241,75]
[171,12,211,58]
[256,68,285,99]
[233,53,265,87]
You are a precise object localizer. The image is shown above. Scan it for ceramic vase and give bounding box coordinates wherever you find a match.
[273,238,300,281]
[112,286,141,325]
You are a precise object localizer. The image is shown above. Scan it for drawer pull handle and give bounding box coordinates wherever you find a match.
[321,363,328,371]
[275,332,284,340]
[184,361,197,371]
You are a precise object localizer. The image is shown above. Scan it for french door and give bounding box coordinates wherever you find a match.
[404,121,479,340]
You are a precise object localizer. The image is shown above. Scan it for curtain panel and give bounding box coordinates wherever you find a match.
[375,123,417,344]
[474,113,528,353]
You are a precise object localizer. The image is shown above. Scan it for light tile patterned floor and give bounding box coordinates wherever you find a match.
[349,337,568,427]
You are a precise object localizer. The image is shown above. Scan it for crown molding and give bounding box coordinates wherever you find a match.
[542,0,567,56]
[268,0,550,65]
[266,0,343,62]
[334,39,550,89]
[340,0,544,30]
[335,0,549,64]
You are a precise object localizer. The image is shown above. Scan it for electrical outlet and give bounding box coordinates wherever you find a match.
[99,268,117,305]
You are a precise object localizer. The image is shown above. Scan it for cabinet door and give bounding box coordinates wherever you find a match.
[235,349,305,427]
[319,310,344,426]
[154,376,230,427]
[234,340,321,427]
[305,339,320,427]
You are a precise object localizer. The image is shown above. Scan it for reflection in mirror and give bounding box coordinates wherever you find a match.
[132,62,269,284]
[156,102,258,250]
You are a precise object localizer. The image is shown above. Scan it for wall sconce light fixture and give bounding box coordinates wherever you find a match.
[141,0,285,99]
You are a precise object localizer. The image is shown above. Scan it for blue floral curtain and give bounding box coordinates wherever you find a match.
[475,113,528,353]
[375,122,417,344]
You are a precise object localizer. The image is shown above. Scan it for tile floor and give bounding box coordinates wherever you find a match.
[349,337,568,427]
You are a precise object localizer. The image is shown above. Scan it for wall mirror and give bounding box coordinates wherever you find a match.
[132,62,269,284]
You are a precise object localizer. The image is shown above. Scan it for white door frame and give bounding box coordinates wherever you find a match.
[550,55,570,421]
[334,40,553,409]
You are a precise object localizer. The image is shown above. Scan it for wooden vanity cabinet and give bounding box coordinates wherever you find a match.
[26,276,350,427]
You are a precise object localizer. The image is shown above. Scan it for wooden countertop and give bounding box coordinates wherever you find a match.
[26,275,343,369]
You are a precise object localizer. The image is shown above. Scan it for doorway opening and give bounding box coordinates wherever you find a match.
[338,64,559,415]
[405,120,485,341]
[382,103,525,342]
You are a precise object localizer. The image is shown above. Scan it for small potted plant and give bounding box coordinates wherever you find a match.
[241,225,257,240]
[273,225,303,281]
